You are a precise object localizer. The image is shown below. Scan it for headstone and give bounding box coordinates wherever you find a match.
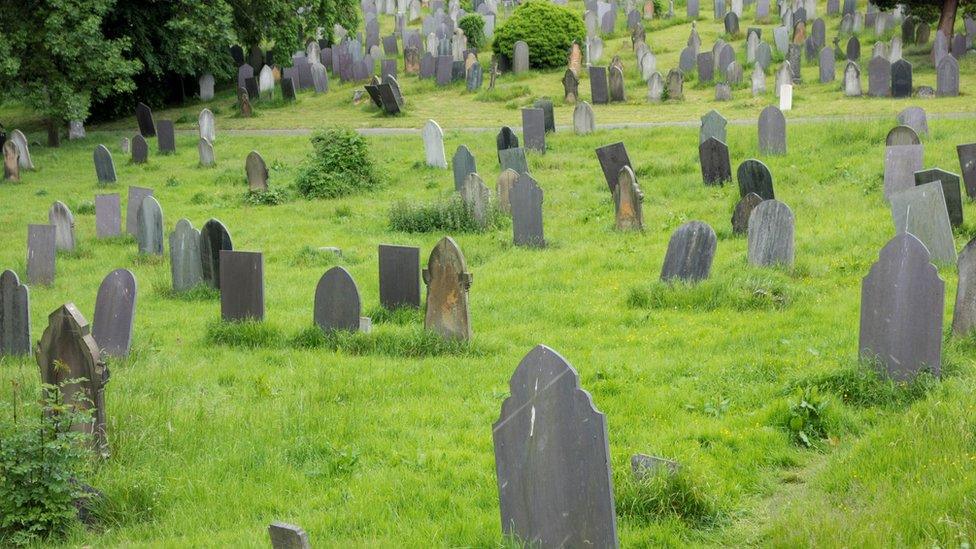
[522,108,546,153]
[886,125,919,146]
[513,41,529,73]
[647,72,665,101]
[2,141,17,182]
[891,59,912,98]
[867,55,891,97]
[679,47,697,73]
[915,168,963,227]
[752,64,767,95]
[725,11,740,34]
[819,47,835,82]
[889,181,956,264]
[95,194,121,238]
[697,52,714,82]
[48,201,75,252]
[94,145,116,184]
[198,138,215,168]
[573,101,596,135]
[847,36,860,61]
[883,144,924,199]
[137,196,163,256]
[125,186,153,236]
[92,268,137,357]
[157,120,176,154]
[220,251,264,321]
[590,66,609,104]
[268,522,311,549]
[259,65,275,99]
[314,266,363,332]
[667,69,684,99]
[737,158,775,199]
[378,244,421,309]
[199,73,215,101]
[201,219,232,289]
[168,219,204,292]
[533,99,555,133]
[10,130,33,170]
[936,55,959,97]
[132,134,148,164]
[281,77,297,100]
[747,199,794,266]
[958,143,976,199]
[499,148,529,175]
[423,120,447,168]
[136,102,156,137]
[27,225,56,286]
[756,41,773,69]
[68,121,86,140]
[700,110,727,144]
[896,107,927,137]
[246,151,269,191]
[614,166,644,230]
[699,137,731,185]
[199,109,215,143]
[563,69,580,102]
[0,270,30,356]
[953,238,976,336]
[450,145,478,193]
[466,62,483,91]
[511,173,545,247]
[758,106,786,155]
[596,142,632,193]
[660,221,717,282]
[422,236,472,340]
[732,192,764,234]
[496,126,519,161]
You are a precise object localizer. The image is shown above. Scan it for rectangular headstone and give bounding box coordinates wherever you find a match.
[379,244,421,309]
[595,142,632,193]
[27,224,56,286]
[220,251,265,321]
[589,66,609,104]
[95,194,121,238]
[521,108,546,153]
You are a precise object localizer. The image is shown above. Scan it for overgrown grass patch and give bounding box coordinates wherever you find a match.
[795,358,940,409]
[615,467,724,528]
[475,85,532,102]
[205,320,285,348]
[388,195,505,233]
[153,283,220,301]
[289,325,480,357]
[626,271,800,311]
[366,305,424,325]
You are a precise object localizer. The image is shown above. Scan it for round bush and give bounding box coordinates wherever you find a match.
[295,127,382,199]
[492,1,585,69]
[458,14,487,50]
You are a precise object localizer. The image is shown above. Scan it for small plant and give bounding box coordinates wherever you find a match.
[388,195,503,233]
[802,358,938,409]
[295,127,383,199]
[458,14,487,50]
[783,387,829,448]
[73,201,95,215]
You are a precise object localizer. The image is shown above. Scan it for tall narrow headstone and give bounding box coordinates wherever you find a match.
[0,270,30,356]
[246,151,269,191]
[132,134,149,164]
[914,168,963,227]
[137,196,164,256]
[94,145,117,184]
[614,166,643,231]
[699,137,731,185]
[423,120,448,168]
[758,106,786,155]
[136,102,156,137]
[157,120,176,154]
[201,219,233,289]
[48,201,76,252]
[170,219,204,292]
[953,238,976,336]
[452,145,477,192]
[596,142,632,193]
[199,109,215,143]
[92,268,137,357]
[957,143,976,199]
[126,186,153,236]
[511,173,545,247]
[95,194,121,239]
[522,108,546,153]
[378,244,421,309]
[27,224,56,286]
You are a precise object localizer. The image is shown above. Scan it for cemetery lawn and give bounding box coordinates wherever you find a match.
[2,115,976,547]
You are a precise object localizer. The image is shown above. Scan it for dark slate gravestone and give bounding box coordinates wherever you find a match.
[314,266,365,333]
[521,108,546,153]
[596,142,632,193]
[614,166,643,231]
[0,270,30,356]
[737,159,775,199]
[589,66,609,104]
[951,34,967,58]
[747,199,794,267]
[958,143,976,199]
[891,59,912,98]
[376,82,402,114]
[378,244,420,309]
[725,11,740,34]
[867,55,891,97]
[496,126,519,162]
[383,35,399,56]
[533,99,555,133]
[436,55,453,85]
[137,196,164,256]
[245,76,260,101]
[231,45,245,65]
[883,144,924,199]
[890,181,956,264]
[422,236,472,340]
[246,151,269,192]
[847,36,861,62]
[699,137,731,185]
[420,52,436,78]
[661,221,717,283]
[268,522,311,549]
[170,219,203,292]
[126,186,153,236]
[493,345,617,548]
[136,102,156,137]
[787,44,802,82]
[758,106,787,155]
[92,268,137,357]
[94,145,116,184]
[451,60,465,83]
[563,69,579,102]
[897,107,928,137]
[511,173,545,247]
[859,233,943,380]
[732,192,764,234]
[452,145,477,192]
[467,62,483,91]
[281,77,297,101]
[499,147,529,175]
[48,201,75,252]
[156,120,176,154]
[915,168,963,227]
[381,58,397,81]
[936,55,959,97]
[700,109,727,144]
[27,224,56,286]
[697,52,714,82]
[365,83,384,109]
[37,303,108,456]
[220,251,264,321]
[132,134,149,164]
[954,238,976,336]
[201,219,233,289]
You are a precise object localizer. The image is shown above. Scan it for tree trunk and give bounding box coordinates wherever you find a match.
[938,0,959,40]
[46,119,61,148]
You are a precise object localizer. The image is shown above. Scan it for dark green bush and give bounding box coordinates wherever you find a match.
[458,14,487,50]
[492,1,585,69]
[295,127,382,199]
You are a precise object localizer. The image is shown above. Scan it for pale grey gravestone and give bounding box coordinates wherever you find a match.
[198,109,215,143]
[497,169,519,214]
[512,41,529,73]
[169,219,203,292]
[758,106,786,155]
[747,32,759,62]
[889,181,956,264]
[883,144,923,199]
[95,194,121,238]
[614,166,643,231]
[647,72,664,102]
[10,130,33,170]
[714,0,726,19]
[639,51,657,81]
[953,238,976,336]
[859,233,943,380]
[422,120,448,168]
[585,8,599,36]
[94,145,116,184]
[700,110,727,144]
[932,29,948,65]
[661,221,717,282]
[667,68,684,99]
[757,0,769,19]
[120,137,130,155]
[379,244,421,309]
[511,173,545,247]
[496,126,519,161]
[268,522,311,549]
[818,47,835,83]
[314,266,364,332]
[132,134,148,164]
[843,60,862,96]
[958,143,976,199]
[136,102,156,137]
[199,73,215,101]
[747,199,794,266]
[533,99,555,134]
[422,236,472,340]
[220,251,265,321]
[756,41,773,69]
[499,147,529,175]
[156,120,176,154]
[125,186,153,236]
[27,224,56,286]
[461,173,491,227]
[679,46,697,73]
[915,168,963,227]
[688,0,699,17]
[752,64,767,95]
[590,66,609,104]
[0,270,30,356]
[574,101,596,134]
[521,108,546,153]
[601,10,616,34]
[775,62,791,96]
[846,36,860,62]
[466,61,483,91]
[732,192,764,234]
[885,125,919,146]
[452,145,477,192]
[563,69,580,102]
[897,107,927,136]
[3,141,19,182]
[259,65,275,99]
[936,55,959,97]
[92,268,137,357]
[311,62,329,93]
[493,345,617,548]
[201,219,232,289]
[726,61,743,85]
[699,137,731,185]
[198,138,215,168]
[246,151,269,191]
[697,52,714,82]
[237,63,254,91]
[774,25,789,53]
[867,55,891,97]
[68,121,86,140]
[871,40,887,60]
[596,142,633,193]
[137,196,164,256]
[733,155,776,202]
[48,201,75,252]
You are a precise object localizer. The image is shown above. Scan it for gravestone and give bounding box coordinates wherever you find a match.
[660,221,717,282]
[200,73,215,101]
[522,108,546,153]
[590,66,609,104]
[867,55,891,96]
[27,225,56,286]
[259,65,275,99]
[137,196,164,256]
[198,138,215,167]
[758,106,786,155]
[136,102,156,137]
[699,137,731,185]
[883,144,924,199]
[10,130,33,170]
[891,59,913,98]
[958,143,976,199]
[2,141,17,181]
[886,125,920,146]
[756,41,773,69]
[614,166,644,230]
[201,219,233,289]
[220,251,265,321]
[752,65,767,95]
[311,63,329,93]
[497,169,519,214]
[461,173,491,227]
[92,268,137,357]
[48,201,75,252]
[737,159,775,199]
[513,41,529,73]
[915,168,963,227]
[847,36,861,61]
[94,145,116,184]
[126,186,153,236]
[170,219,203,292]
[897,107,928,136]
[95,194,121,238]
[496,126,520,161]
[466,62,483,91]
[281,77,297,100]
[533,99,555,133]
[952,238,976,336]
[423,120,447,168]
[679,47,697,72]
[156,120,176,154]
[422,237,472,340]
[725,12,740,34]
[936,55,959,97]
[732,192,764,234]
[268,522,311,549]
[132,134,148,164]
[379,244,421,309]
[246,151,269,191]
[198,109,215,143]
[0,270,30,356]
[609,66,626,102]
[574,101,596,135]
[493,345,617,548]
[452,145,477,192]
[859,233,943,380]
[700,110,727,144]
[314,266,363,332]
[747,199,794,266]
[499,148,529,175]
[648,72,665,102]
[511,173,545,247]
[237,63,254,91]
[68,121,85,140]
[697,52,714,82]
[667,69,684,100]
[889,181,956,264]
[596,142,633,193]
[563,69,580,102]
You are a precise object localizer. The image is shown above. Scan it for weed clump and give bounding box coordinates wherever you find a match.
[295,127,383,199]
[615,466,723,528]
[290,326,476,357]
[205,320,284,348]
[800,358,939,409]
[388,195,504,233]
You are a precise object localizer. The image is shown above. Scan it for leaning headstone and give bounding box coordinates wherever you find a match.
[246,151,269,191]
[732,192,764,234]
[0,270,30,356]
[10,130,33,170]
[136,102,156,137]
[660,221,717,283]
[883,144,923,199]
[958,143,976,199]
[126,186,153,236]
[493,345,617,548]
[915,168,963,228]
[378,244,421,309]
[700,110,727,144]
[94,145,116,184]
[952,238,976,336]
[314,266,364,332]
[422,237,472,340]
[747,199,794,267]
[48,201,75,252]
[596,142,632,193]
[423,120,447,168]
[758,106,786,155]
[522,108,546,153]
[511,173,545,247]
[131,134,148,164]
[220,250,265,321]
[614,166,643,231]
[889,181,956,264]
[157,120,176,154]
[699,137,731,185]
[589,66,609,104]
[573,101,596,135]
[95,194,121,238]
[137,196,163,256]
[268,522,311,549]
[92,268,137,357]
[859,233,943,380]
[737,159,775,199]
[563,69,580,102]
[452,145,477,192]
[201,219,233,289]
[170,219,204,292]
[27,225,56,286]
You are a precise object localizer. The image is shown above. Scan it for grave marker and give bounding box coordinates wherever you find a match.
[422,237,472,340]
[699,137,731,185]
[614,166,643,230]
[170,219,204,292]
[423,120,447,168]
[27,225,55,286]
[314,266,364,332]
[889,181,956,264]
[92,269,137,357]
[378,244,421,309]
[94,145,116,184]
[747,199,794,266]
[512,173,545,247]
[48,201,75,252]
[661,221,717,282]
[137,196,164,256]
[0,270,30,356]
[246,151,269,191]
[220,251,265,321]
[95,194,121,238]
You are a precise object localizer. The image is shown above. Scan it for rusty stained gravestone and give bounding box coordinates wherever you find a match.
[953,238,976,336]
[660,221,717,283]
[737,159,775,199]
[170,219,204,291]
[48,201,76,252]
[378,244,421,309]
[614,166,643,231]
[268,522,311,549]
[422,236,473,340]
[914,168,963,228]
[37,303,109,457]
[27,224,56,286]
[497,169,519,214]
[732,192,764,234]
[0,269,31,356]
[958,143,976,199]
[883,144,924,200]
[596,142,633,193]
[511,173,545,247]
[137,196,164,256]
[2,141,18,182]
[889,181,956,264]
[314,266,366,332]
[699,137,731,185]
[747,199,794,267]
[859,233,943,380]
[92,268,137,357]
[126,186,154,236]
[493,345,617,548]
[220,250,264,321]
[246,151,269,191]
[95,194,121,238]
[201,219,233,289]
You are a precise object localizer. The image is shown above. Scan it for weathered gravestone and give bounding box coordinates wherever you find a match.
[281,77,297,101]
[201,219,233,289]
[170,219,204,292]
[936,55,959,97]
[609,66,626,102]
[499,148,529,176]
[737,158,775,199]
[268,522,311,549]
[137,196,164,256]
[958,143,976,199]
[522,108,546,153]
[513,41,529,73]
[648,72,665,102]
[596,142,633,193]
[533,99,555,133]
[844,61,861,96]
[847,36,861,61]
[314,266,365,332]
[27,224,56,286]
[886,125,920,146]
[890,181,956,264]
[466,62,483,91]
[92,268,137,357]
[751,65,767,95]
[246,151,269,191]
[10,130,33,170]
[897,107,928,136]
[563,69,580,103]
[574,101,596,135]
[136,102,156,137]
[698,52,714,82]
[259,65,275,99]
[198,109,215,143]
[199,73,215,101]
[198,138,215,167]
[725,11,740,34]
[512,173,545,247]
[590,66,609,104]
[700,110,727,144]
[493,345,617,548]
[220,251,264,321]
[747,199,794,266]
[952,238,976,336]
[452,145,477,192]
[859,233,943,380]
[378,244,421,309]
[68,121,86,140]
[48,201,75,252]
[496,126,519,162]
[497,169,519,214]
[37,303,109,456]
[311,63,329,93]
[423,120,448,168]
[461,173,491,228]
[157,120,176,154]
[667,69,684,100]
[883,144,924,199]
[614,166,644,231]
[131,134,148,164]
[868,55,891,96]
[94,145,116,184]
[732,192,764,234]
[758,106,786,155]
[422,236,472,340]
[699,137,731,185]
[0,270,30,356]
[126,186,153,236]
[661,221,717,282]
[915,168,963,227]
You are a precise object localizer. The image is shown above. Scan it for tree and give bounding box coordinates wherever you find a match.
[0,0,139,145]
[227,0,359,57]
[874,0,972,39]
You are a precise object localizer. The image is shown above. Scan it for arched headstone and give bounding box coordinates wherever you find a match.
[170,219,204,291]
[614,166,643,231]
[314,266,363,332]
[661,221,717,282]
[92,268,137,357]
[245,151,269,191]
[136,196,164,256]
[747,199,794,266]
[422,120,447,168]
[201,219,233,289]
[0,269,30,356]
[737,159,775,199]
[48,201,75,251]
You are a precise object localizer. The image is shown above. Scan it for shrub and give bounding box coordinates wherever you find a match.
[458,14,487,50]
[388,195,502,233]
[492,1,585,69]
[294,127,382,199]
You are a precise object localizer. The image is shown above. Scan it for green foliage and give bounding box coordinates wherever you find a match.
[492,1,585,69]
[781,387,830,448]
[228,0,359,54]
[616,467,723,527]
[205,319,285,348]
[295,127,383,199]
[289,326,478,357]
[458,14,487,50]
[626,272,799,311]
[388,195,503,233]
[802,359,938,409]
[243,188,290,205]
